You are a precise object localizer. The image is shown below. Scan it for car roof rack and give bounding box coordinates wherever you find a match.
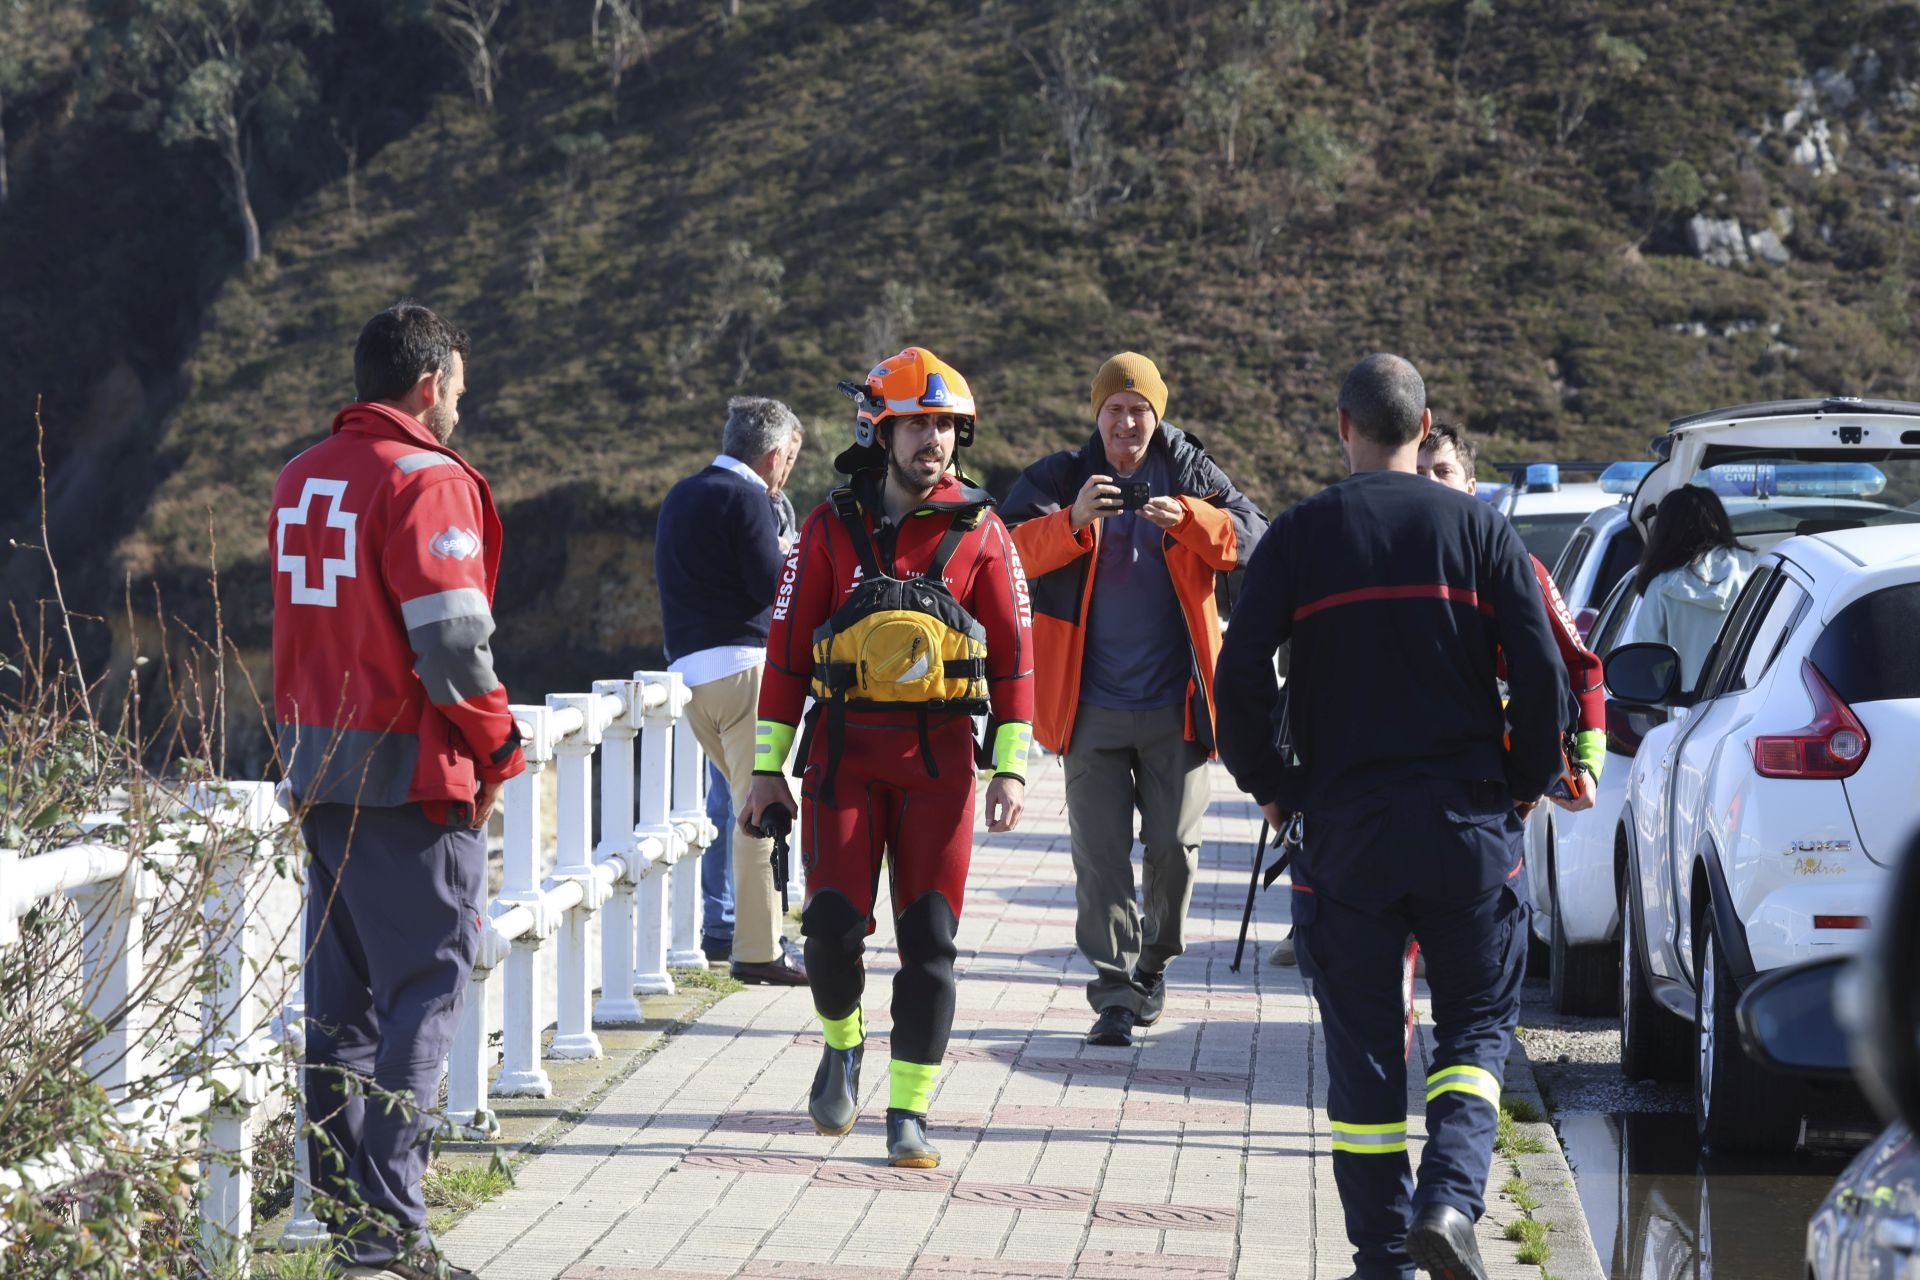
[1667,396,1920,432]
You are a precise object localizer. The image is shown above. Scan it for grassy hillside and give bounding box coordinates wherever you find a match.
[27,0,1920,720]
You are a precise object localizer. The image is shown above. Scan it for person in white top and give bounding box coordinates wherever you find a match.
[655,397,809,984]
[1625,484,1758,691]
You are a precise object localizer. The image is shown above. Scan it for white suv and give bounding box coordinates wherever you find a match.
[1485,461,1622,568]
[1523,570,1658,1014]
[1607,397,1920,1155]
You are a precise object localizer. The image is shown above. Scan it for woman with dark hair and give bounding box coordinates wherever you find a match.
[1625,484,1757,688]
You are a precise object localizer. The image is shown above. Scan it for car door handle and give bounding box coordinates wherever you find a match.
[1873,1215,1920,1253]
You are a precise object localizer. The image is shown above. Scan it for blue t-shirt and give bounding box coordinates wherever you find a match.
[1081,453,1193,710]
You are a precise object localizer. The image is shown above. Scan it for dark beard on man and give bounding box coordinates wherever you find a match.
[889,447,943,494]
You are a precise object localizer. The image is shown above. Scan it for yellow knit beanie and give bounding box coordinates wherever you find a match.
[1090,352,1168,422]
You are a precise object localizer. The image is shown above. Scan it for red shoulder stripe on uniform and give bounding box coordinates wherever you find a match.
[1291,583,1495,622]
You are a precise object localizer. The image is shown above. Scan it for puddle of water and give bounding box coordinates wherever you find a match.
[1559,1112,1856,1279]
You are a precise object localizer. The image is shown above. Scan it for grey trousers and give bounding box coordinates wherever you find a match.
[1064,702,1210,1018]
[302,802,485,1264]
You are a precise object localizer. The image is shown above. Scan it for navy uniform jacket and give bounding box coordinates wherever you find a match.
[1215,469,1566,812]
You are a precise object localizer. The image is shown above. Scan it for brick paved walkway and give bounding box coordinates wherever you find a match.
[442,764,1568,1279]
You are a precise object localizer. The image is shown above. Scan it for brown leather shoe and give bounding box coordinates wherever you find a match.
[731,952,808,985]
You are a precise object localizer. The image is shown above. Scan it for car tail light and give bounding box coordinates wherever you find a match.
[1751,659,1871,780]
[1813,915,1870,930]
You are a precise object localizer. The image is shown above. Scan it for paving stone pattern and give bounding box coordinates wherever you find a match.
[442,764,1586,1279]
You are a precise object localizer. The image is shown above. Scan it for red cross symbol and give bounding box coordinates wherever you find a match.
[276,477,359,607]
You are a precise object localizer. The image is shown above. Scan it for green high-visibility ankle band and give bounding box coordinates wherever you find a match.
[820,1007,864,1051]
[889,1060,941,1114]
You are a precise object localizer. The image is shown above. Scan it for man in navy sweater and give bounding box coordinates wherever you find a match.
[1215,354,1565,1280]
[655,397,808,985]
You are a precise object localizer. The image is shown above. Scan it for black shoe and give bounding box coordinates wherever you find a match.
[702,936,732,963]
[1406,1202,1490,1280]
[731,951,808,985]
[1086,1006,1137,1047]
[808,1041,863,1136]
[338,1253,478,1280]
[1133,966,1166,1026]
[886,1108,941,1168]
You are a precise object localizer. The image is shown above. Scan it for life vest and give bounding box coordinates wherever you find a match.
[808,487,990,800]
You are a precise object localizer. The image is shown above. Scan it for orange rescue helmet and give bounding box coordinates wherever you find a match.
[840,347,977,451]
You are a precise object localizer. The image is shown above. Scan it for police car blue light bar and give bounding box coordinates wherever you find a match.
[1523,463,1559,492]
[1698,462,1887,499]
[1599,461,1657,494]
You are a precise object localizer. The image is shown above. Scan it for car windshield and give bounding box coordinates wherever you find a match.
[1508,511,1589,565]
[1690,452,1920,536]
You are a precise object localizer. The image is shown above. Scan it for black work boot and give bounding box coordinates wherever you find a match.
[1406,1202,1490,1280]
[808,1041,863,1137]
[886,1108,941,1169]
[1133,966,1166,1026]
[1086,1006,1137,1047]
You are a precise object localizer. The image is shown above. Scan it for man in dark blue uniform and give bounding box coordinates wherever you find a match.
[1215,354,1566,1280]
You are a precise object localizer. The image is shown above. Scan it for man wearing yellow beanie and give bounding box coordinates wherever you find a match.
[1001,352,1268,1046]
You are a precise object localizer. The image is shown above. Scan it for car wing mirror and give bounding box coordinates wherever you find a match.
[1848,826,1920,1133]
[1603,642,1687,709]
[1736,956,1852,1076]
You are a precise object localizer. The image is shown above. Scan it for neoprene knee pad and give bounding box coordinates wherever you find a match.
[894,892,959,965]
[802,889,868,950]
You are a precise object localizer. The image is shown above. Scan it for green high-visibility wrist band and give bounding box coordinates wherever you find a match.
[755,719,797,774]
[991,721,1033,779]
[1575,728,1607,780]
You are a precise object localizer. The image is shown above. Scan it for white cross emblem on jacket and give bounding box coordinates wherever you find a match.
[277,477,358,607]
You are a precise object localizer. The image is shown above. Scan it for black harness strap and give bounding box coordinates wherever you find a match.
[815,494,990,802]
[924,506,983,582]
[831,488,883,580]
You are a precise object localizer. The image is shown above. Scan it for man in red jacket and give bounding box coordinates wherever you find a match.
[744,347,1034,1169]
[272,301,524,1280]
[1417,421,1606,781]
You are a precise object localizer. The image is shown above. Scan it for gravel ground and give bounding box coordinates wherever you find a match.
[1514,973,1696,1116]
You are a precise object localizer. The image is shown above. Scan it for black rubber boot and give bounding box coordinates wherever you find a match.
[885,1108,941,1169]
[1406,1202,1490,1280]
[808,1041,863,1137]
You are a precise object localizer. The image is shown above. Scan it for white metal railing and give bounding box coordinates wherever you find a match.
[0,668,717,1274]
[0,781,291,1263]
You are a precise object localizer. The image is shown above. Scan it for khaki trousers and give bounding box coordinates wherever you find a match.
[684,667,781,964]
[1064,702,1210,1018]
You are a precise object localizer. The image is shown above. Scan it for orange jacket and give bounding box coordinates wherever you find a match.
[1001,425,1267,755]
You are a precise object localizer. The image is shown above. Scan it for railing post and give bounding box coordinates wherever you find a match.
[668,708,711,970]
[71,876,153,1103]
[593,679,645,1026]
[546,692,614,1060]
[194,782,281,1274]
[632,672,684,996]
[493,705,557,1097]
[440,933,506,1140]
[278,927,328,1248]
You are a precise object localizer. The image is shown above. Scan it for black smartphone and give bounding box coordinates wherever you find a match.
[1118,481,1151,511]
